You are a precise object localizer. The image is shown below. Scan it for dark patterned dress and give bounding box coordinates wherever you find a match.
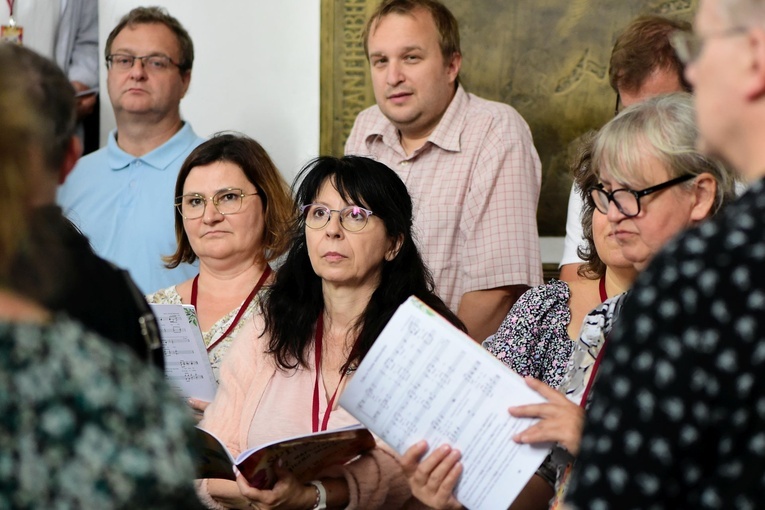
[484,279,575,389]
[0,316,203,509]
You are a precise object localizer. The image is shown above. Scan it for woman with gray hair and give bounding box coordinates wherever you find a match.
[402,92,738,510]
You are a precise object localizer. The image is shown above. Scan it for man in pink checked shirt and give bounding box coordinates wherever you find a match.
[345,0,543,342]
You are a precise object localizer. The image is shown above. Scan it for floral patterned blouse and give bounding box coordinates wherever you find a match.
[0,316,202,509]
[484,279,574,389]
[146,285,265,383]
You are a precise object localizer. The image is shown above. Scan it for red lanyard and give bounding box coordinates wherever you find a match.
[578,335,609,408]
[599,274,608,302]
[6,0,14,16]
[191,265,271,352]
[312,315,347,433]
[582,274,610,406]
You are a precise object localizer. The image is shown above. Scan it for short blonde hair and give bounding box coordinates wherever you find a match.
[593,92,737,216]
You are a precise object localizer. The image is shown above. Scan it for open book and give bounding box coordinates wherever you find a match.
[195,424,376,489]
[338,296,553,510]
[150,303,217,402]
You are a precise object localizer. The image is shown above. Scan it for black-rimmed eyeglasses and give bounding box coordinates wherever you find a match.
[589,174,695,218]
[106,53,183,72]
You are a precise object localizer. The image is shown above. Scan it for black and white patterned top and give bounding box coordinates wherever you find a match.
[566,178,765,509]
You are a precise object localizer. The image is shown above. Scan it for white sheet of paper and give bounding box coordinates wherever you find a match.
[151,303,217,402]
[339,296,553,510]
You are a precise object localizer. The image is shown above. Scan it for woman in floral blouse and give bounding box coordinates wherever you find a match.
[483,131,636,389]
[147,134,293,413]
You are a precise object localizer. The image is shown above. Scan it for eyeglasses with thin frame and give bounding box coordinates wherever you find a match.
[589,174,695,218]
[175,188,258,220]
[106,53,183,72]
[300,203,374,232]
[669,27,748,65]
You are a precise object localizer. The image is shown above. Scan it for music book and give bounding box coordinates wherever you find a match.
[150,303,217,402]
[338,296,553,510]
[195,424,376,489]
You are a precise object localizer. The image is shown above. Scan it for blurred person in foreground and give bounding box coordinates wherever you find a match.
[0,42,202,510]
[3,42,162,365]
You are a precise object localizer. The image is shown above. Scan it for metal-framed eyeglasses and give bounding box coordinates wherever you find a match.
[669,27,748,65]
[588,174,695,218]
[175,188,258,220]
[106,53,183,72]
[300,203,374,232]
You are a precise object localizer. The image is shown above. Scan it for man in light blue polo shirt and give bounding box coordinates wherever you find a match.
[58,7,202,293]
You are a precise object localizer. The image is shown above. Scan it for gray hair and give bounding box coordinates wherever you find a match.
[592,92,737,215]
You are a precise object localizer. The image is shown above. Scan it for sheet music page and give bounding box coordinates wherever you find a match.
[151,304,217,402]
[339,296,552,510]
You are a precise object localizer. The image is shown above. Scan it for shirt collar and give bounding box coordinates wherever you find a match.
[107,122,198,171]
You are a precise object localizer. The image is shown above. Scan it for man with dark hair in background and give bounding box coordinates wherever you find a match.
[558,15,692,282]
[4,42,163,367]
[58,6,202,294]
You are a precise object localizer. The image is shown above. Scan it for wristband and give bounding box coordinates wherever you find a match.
[308,480,327,510]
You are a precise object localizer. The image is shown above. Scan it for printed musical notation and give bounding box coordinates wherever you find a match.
[151,304,217,402]
[339,297,552,510]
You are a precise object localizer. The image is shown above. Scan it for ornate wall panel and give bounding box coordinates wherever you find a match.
[321,0,697,235]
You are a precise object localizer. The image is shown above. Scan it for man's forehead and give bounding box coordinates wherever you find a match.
[113,23,180,51]
[369,9,437,44]
[369,44,425,57]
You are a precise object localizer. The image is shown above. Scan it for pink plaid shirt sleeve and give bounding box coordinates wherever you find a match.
[345,86,542,311]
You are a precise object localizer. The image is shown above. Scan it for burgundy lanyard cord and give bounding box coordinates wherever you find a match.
[583,273,610,406]
[6,0,13,16]
[599,273,608,302]
[312,314,346,433]
[579,335,609,408]
[191,265,272,353]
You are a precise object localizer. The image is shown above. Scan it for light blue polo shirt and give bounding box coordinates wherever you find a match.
[58,122,203,294]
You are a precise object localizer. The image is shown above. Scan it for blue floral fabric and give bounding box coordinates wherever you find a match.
[0,316,203,509]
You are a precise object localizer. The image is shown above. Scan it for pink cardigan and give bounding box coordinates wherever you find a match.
[195,314,420,509]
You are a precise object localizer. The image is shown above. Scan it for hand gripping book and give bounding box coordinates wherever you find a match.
[195,424,375,489]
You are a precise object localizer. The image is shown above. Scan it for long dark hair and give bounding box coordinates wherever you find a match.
[262,156,464,371]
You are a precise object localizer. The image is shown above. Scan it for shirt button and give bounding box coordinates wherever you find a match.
[130,180,137,189]
[399,161,408,166]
